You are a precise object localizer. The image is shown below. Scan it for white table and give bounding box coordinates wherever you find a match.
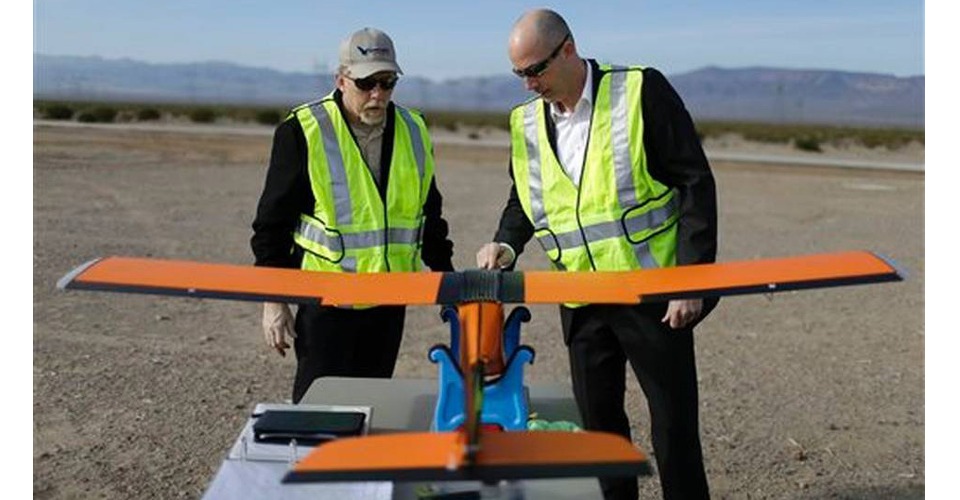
[203,377,603,499]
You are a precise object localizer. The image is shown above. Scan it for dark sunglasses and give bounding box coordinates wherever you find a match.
[350,75,399,91]
[512,33,570,78]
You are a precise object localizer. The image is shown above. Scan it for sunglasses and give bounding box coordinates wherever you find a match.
[350,75,399,91]
[512,33,570,78]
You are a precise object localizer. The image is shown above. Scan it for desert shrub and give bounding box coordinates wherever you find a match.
[43,104,74,120]
[858,129,924,149]
[189,108,217,123]
[255,110,282,125]
[697,120,923,151]
[137,108,161,121]
[794,136,822,152]
[424,110,509,133]
[73,107,118,123]
[90,107,118,123]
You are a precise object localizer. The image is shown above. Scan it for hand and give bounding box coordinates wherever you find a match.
[661,299,703,330]
[476,242,513,270]
[262,302,295,357]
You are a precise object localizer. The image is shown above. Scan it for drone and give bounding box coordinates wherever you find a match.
[58,250,902,483]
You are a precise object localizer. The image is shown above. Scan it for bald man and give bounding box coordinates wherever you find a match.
[477,9,718,500]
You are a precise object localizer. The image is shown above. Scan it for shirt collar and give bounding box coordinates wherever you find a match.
[550,61,592,119]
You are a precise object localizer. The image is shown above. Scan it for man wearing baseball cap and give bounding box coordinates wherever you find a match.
[252,28,455,403]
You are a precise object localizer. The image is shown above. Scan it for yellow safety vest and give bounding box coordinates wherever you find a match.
[290,93,434,277]
[510,64,679,305]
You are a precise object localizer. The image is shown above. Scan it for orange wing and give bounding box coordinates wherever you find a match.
[522,250,903,304]
[57,251,903,306]
[57,257,444,306]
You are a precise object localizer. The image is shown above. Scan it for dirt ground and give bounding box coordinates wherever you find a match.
[33,123,924,499]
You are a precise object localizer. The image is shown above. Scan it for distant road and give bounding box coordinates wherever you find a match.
[34,119,923,173]
[701,151,922,173]
[34,119,276,137]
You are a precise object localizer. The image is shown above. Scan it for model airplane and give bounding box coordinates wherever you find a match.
[57,250,903,483]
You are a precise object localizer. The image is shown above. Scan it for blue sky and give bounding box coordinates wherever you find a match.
[33,0,924,81]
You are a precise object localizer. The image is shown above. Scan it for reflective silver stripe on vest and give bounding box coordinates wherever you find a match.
[633,240,658,268]
[310,103,353,226]
[608,67,637,209]
[535,191,677,267]
[523,101,548,227]
[387,227,420,245]
[606,67,659,267]
[343,228,418,249]
[341,256,357,273]
[298,222,420,251]
[297,219,344,253]
[623,192,678,237]
[397,107,426,182]
[344,230,384,249]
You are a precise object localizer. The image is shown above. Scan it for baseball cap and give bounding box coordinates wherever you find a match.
[339,27,403,79]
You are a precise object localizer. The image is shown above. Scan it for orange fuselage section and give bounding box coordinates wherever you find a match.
[457,302,506,376]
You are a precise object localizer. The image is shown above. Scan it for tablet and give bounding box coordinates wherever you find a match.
[252,410,367,445]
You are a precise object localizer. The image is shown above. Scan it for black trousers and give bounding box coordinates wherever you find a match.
[291,303,406,403]
[561,303,709,500]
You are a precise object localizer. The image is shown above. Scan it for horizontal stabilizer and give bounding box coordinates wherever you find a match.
[283,429,650,483]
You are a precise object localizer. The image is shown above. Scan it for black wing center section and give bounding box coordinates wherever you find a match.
[436,271,525,304]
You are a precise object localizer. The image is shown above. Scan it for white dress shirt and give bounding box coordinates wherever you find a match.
[549,67,593,186]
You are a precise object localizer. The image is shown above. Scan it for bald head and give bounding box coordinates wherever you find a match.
[509,9,572,59]
[507,9,585,108]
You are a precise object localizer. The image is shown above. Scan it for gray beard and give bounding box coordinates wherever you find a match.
[360,109,386,126]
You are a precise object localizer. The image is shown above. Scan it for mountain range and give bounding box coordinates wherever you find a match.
[34,54,923,128]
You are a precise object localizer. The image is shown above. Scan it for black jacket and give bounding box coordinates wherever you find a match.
[494,60,718,315]
[251,91,455,272]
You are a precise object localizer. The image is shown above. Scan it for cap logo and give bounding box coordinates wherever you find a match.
[357,46,390,57]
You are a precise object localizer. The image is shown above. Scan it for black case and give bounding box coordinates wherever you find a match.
[252,410,366,445]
